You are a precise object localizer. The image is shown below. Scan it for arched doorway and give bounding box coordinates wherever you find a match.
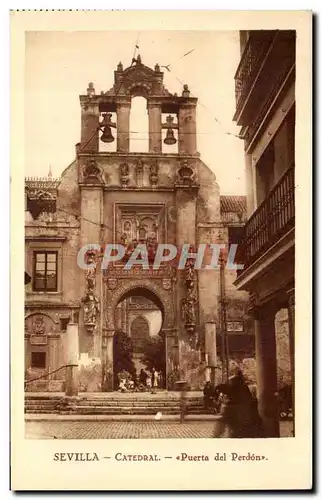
[113,291,166,390]
[104,281,173,391]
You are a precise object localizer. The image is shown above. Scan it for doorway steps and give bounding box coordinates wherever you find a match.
[25,393,207,416]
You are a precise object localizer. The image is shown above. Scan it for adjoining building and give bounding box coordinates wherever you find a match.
[233,30,296,436]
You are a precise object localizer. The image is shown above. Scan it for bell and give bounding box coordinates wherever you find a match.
[164,127,177,145]
[101,126,114,143]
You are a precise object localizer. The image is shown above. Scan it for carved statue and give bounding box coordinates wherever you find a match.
[185,259,195,286]
[178,160,195,186]
[83,159,103,183]
[136,159,144,187]
[182,296,196,325]
[85,267,96,293]
[147,235,158,263]
[84,294,100,325]
[32,315,46,335]
[119,163,129,187]
[149,161,159,186]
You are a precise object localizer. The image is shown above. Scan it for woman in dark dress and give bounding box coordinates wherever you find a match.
[213,370,264,438]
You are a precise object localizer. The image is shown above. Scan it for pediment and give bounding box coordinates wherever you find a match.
[123,64,156,81]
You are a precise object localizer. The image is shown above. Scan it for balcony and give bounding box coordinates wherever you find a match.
[237,166,295,273]
[234,30,295,126]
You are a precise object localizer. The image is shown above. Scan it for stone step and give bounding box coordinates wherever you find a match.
[25,407,207,415]
[25,403,204,411]
[25,396,203,403]
[25,399,203,406]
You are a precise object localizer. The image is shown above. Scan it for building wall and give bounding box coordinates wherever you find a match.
[24,58,255,392]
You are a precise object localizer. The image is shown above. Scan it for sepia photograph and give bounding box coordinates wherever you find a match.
[10,9,312,491]
[23,27,297,441]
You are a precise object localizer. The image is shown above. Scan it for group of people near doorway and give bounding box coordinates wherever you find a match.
[118,367,162,393]
[138,367,161,390]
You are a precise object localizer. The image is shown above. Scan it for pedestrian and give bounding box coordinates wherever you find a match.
[151,368,156,388]
[154,370,159,388]
[213,368,264,438]
[139,368,147,387]
[203,381,214,410]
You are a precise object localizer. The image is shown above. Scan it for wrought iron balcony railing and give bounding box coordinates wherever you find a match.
[237,166,295,273]
[234,31,277,116]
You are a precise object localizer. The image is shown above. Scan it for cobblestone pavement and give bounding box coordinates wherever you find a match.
[25,420,293,439]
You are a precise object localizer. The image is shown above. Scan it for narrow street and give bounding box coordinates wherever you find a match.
[25,419,293,439]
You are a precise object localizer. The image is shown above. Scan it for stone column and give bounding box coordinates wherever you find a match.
[287,288,295,435]
[254,303,279,437]
[65,323,79,397]
[121,299,127,332]
[116,98,131,152]
[178,103,197,155]
[148,100,162,153]
[245,153,255,217]
[205,322,217,386]
[102,329,114,391]
[165,329,177,388]
[48,334,60,377]
[81,101,100,152]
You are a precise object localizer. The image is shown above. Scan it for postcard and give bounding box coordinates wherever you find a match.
[10,9,312,491]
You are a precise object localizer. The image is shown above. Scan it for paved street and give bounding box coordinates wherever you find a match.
[25,420,293,439]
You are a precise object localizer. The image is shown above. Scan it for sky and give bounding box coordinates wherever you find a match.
[25,30,245,194]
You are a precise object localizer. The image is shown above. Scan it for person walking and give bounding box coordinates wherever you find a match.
[213,369,263,438]
[139,368,148,388]
[151,368,156,389]
[203,381,214,410]
[154,370,159,388]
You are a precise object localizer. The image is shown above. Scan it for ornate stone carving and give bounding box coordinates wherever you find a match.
[119,163,129,187]
[83,249,100,334]
[182,292,197,325]
[136,159,144,187]
[184,259,195,289]
[104,279,175,332]
[246,291,260,315]
[83,159,103,184]
[83,294,100,329]
[162,278,173,291]
[105,264,175,279]
[149,161,159,187]
[87,82,95,98]
[32,315,46,335]
[107,278,118,290]
[102,57,173,98]
[182,259,199,347]
[177,160,196,186]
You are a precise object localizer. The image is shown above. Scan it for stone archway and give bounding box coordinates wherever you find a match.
[103,279,175,391]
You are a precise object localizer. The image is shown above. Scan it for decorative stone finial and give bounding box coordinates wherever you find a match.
[48,165,52,180]
[87,82,95,97]
[117,61,123,72]
[182,84,190,97]
[154,63,160,72]
[136,54,142,64]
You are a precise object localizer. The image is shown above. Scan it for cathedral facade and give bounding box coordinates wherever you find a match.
[25,57,252,392]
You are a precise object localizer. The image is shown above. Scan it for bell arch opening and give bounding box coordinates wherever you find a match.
[130,96,149,153]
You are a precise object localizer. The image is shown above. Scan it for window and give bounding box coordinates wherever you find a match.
[33,251,58,291]
[31,351,46,369]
